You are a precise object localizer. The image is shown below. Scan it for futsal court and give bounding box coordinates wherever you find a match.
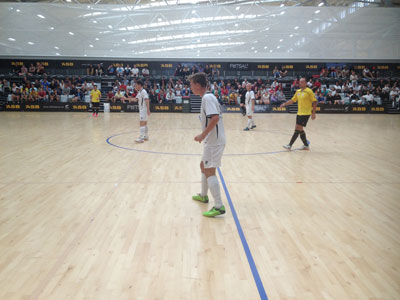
[1,111,399,300]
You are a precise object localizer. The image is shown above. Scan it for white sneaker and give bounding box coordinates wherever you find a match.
[283,144,292,150]
[135,137,144,143]
[299,145,310,150]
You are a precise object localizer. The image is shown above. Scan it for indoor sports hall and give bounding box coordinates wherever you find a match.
[1,1,399,300]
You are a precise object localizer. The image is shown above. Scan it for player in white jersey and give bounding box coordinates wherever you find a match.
[244,83,256,131]
[134,80,151,143]
[189,73,226,217]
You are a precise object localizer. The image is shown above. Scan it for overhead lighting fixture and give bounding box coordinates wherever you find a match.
[280,3,284,7]
[290,34,294,37]
[89,44,94,47]
[158,18,162,21]
[270,50,273,52]
[279,39,283,42]
[93,20,97,23]
[254,50,257,53]
[28,42,34,45]
[16,9,20,12]
[235,23,238,27]
[66,0,72,2]
[218,52,221,55]
[95,38,99,40]
[280,11,285,15]
[108,25,113,29]
[294,26,299,30]
[277,46,280,49]
[50,27,54,30]
[192,10,196,14]
[122,39,126,42]
[236,6,240,10]
[54,46,59,49]
[37,14,45,19]
[8,38,16,41]
[315,10,320,14]
[265,27,270,30]
[264,46,268,49]
[84,54,87,56]
[56,53,60,56]
[69,32,74,35]
[318,2,324,6]
[251,46,254,50]
[307,20,312,23]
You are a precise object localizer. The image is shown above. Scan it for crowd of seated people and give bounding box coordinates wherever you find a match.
[2,62,400,109]
[2,75,103,103]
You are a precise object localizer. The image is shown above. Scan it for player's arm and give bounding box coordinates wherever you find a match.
[146,98,150,115]
[281,91,297,107]
[194,114,219,143]
[251,95,255,111]
[311,95,317,120]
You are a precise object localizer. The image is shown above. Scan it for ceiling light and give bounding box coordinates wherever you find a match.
[122,39,126,42]
[264,46,268,49]
[218,52,221,55]
[279,39,283,42]
[280,11,285,15]
[236,6,240,10]
[294,26,299,30]
[277,46,280,49]
[37,14,45,19]
[307,20,312,23]
[197,39,200,42]
[54,46,59,49]
[95,38,99,41]
[108,25,113,29]
[235,24,238,27]
[56,53,60,56]
[50,27,54,30]
[192,10,196,14]
[93,20,97,23]
[8,38,16,41]
[251,46,254,50]
[318,2,324,6]
[158,18,162,22]
[28,42,34,45]
[254,50,257,53]
[69,32,74,35]
[84,54,87,56]
[66,0,72,2]
[315,10,320,14]
[89,45,94,47]
[290,34,293,37]
[265,27,270,30]
[16,9,20,12]
[280,3,284,7]
[270,50,273,52]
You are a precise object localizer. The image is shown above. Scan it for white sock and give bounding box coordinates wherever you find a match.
[251,118,255,126]
[201,173,208,197]
[247,118,252,128]
[144,125,148,137]
[207,176,223,208]
[139,126,145,138]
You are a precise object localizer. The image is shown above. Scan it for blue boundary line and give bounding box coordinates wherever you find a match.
[217,167,269,300]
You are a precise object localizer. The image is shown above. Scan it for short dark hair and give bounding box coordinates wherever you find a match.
[188,72,207,88]
[136,80,143,86]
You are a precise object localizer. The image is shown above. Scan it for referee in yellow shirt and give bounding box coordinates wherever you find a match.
[90,84,101,117]
[280,77,316,150]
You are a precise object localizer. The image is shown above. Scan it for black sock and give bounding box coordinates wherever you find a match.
[289,130,301,146]
[299,131,308,146]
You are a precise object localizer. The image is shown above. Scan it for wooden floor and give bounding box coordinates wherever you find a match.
[0,112,399,300]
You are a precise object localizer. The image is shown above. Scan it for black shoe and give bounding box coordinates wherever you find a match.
[251,125,256,129]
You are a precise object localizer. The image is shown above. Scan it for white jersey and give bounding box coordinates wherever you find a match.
[245,90,255,106]
[200,93,226,146]
[137,89,149,112]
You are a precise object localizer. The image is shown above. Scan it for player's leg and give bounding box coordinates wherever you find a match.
[202,146,226,217]
[192,161,209,203]
[283,118,303,150]
[143,120,149,141]
[298,116,310,149]
[135,119,147,143]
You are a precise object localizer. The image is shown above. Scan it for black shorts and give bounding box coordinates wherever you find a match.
[92,102,100,107]
[296,115,310,127]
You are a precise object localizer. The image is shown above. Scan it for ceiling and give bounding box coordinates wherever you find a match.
[0,0,399,60]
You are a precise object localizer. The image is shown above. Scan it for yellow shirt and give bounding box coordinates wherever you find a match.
[91,89,101,102]
[291,87,317,116]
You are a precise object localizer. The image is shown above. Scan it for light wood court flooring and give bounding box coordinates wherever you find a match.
[0,112,399,300]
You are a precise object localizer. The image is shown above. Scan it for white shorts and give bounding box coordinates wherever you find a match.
[246,105,253,116]
[139,110,148,121]
[202,144,225,168]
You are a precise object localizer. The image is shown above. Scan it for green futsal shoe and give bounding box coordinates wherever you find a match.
[202,206,226,217]
[192,194,209,203]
